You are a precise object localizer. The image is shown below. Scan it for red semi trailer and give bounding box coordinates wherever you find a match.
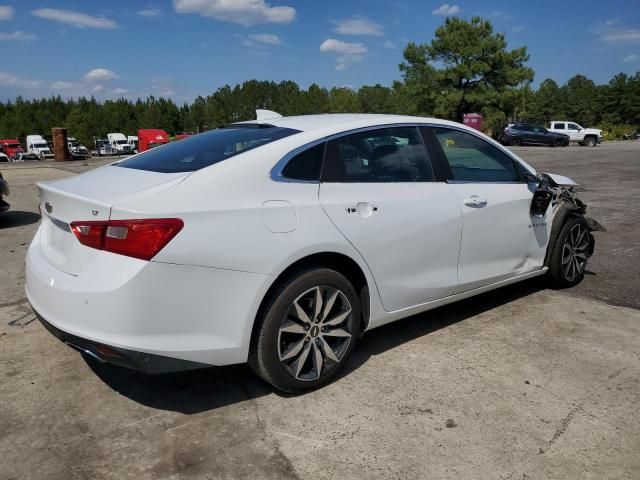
[138,129,169,152]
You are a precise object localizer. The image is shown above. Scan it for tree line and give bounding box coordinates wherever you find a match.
[0,16,638,147]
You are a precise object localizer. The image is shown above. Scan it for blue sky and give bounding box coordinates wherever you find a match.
[0,0,639,102]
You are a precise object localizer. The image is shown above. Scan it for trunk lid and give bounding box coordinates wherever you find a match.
[37,165,189,276]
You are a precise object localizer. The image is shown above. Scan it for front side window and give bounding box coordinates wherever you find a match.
[322,127,434,183]
[118,125,299,173]
[567,123,580,130]
[281,143,325,181]
[433,128,519,182]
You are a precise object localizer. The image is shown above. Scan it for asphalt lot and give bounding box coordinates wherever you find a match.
[1,142,639,479]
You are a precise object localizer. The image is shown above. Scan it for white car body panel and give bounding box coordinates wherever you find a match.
[319,182,461,311]
[26,113,565,369]
[447,182,551,291]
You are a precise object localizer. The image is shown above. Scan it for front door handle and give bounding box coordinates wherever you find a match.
[462,196,488,208]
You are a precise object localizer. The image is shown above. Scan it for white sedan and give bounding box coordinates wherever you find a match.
[26,112,602,392]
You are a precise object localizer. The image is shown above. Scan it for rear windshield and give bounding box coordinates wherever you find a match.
[117,125,300,173]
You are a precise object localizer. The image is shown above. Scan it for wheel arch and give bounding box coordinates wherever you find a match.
[544,203,586,267]
[253,251,373,341]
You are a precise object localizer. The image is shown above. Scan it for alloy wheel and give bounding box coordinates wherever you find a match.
[561,223,589,282]
[277,285,353,382]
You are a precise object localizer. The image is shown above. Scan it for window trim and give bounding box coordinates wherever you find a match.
[269,138,326,184]
[270,122,533,184]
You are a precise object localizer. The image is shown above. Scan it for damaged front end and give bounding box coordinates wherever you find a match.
[532,173,605,265]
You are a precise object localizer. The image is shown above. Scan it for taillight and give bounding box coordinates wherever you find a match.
[70,218,183,260]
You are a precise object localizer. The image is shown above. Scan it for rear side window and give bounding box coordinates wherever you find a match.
[433,128,519,182]
[281,143,325,181]
[553,123,566,130]
[322,127,434,183]
[117,126,299,173]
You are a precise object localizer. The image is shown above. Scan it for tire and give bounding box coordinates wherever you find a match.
[249,268,360,393]
[552,137,564,147]
[509,136,521,146]
[583,136,597,147]
[547,217,590,288]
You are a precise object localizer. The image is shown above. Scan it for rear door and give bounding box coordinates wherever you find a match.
[429,127,549,292]
[319,126,462,312]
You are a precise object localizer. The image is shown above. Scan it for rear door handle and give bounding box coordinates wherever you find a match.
[346,202,378,217]
[462,196,488,208]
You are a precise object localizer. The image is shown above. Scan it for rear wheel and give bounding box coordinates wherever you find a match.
[547,217,590,288]
[249,268,360,393]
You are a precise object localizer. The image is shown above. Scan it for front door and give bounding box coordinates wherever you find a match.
[429,127,551,292]
[319,126,462,312]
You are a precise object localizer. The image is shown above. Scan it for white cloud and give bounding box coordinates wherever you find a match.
[92,84,105,93]
[320,38,367,70]
[173,0,295,26]
[31,8,117,29]
[50,81,76,90]
[432,4,461,16]
[84,68,119,82]
[320,38,367,55]
[113,87,129,94]
[248,33,281,45]
[623,54,639,62]
[0,5,14,21]
[594,21,640,44]
[333,16,384,36]
[0,71,40,88]
[382,40,396,49]
[138,8,162,17]
[0,31,37,42]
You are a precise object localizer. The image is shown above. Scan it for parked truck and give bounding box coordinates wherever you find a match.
[548,121,603,147]
[138,129,169,152]
[127,136,139,154]
[26,135,54,159]
[0,139,25,160]
[67,137,91,159]
[107,133,133,155]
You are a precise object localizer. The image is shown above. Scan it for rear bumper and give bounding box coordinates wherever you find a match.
[36,310,210,373]
[26,227,274,368]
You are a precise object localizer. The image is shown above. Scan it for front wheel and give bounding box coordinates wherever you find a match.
[509,136,521,146]
[583,136,597,147]
[547,217,591,288]
[249,268,360,393]
[552,137,564,147]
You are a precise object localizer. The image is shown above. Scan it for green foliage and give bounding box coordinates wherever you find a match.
[400,16,533,121]
[0,15,638,145]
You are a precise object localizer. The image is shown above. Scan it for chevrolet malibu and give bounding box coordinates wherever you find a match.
[26,112,602,392]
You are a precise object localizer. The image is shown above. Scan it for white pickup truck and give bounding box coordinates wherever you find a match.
[548,121,602,147]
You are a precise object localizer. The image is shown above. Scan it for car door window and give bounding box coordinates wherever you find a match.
[433,128,519,182]
[567,123,580,130]
[554,123,566,130]
[281,143,325,181]
[322,127,434,183]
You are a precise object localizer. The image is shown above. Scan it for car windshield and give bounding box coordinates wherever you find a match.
[35,143,48,148]
[115,140,128,144]
[117,125,300,173]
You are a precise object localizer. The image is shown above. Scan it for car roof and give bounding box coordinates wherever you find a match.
[233,113,464,134]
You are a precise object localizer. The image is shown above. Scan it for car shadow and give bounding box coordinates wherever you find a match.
[0,211,41,229]
[87,278,544,414]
